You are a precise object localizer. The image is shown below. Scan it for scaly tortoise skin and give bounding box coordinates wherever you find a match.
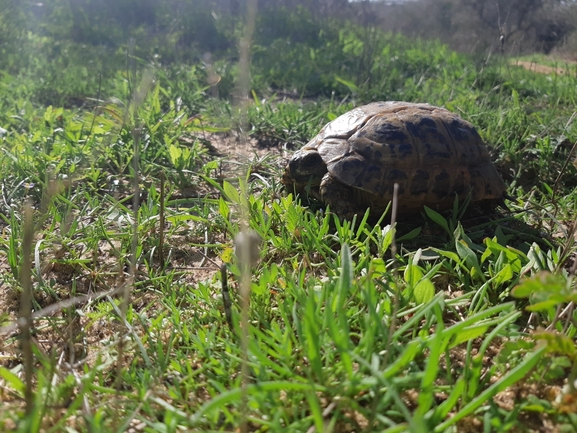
[283,101,507,218]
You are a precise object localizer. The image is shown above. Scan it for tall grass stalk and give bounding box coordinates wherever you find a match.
[159,171,166,267]
[384,183,400,368]
[115,70,154,392]
[18,201,34,414]
[235,1,258,432]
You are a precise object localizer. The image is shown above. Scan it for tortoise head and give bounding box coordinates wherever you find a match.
[283,148,327,193]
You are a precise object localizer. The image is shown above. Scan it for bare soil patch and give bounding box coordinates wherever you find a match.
[512,60,577,75]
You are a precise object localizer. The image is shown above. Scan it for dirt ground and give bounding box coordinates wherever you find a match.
[512,59,577,75]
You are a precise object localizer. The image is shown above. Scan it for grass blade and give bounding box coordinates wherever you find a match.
[434,345,547,431]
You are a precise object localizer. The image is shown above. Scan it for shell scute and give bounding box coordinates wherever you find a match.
[431,170,452,198]
[372,121,411,144]
[451,168,471,196]
[317,138,350,163]
[410,170,430,196]
[382,169,408,196]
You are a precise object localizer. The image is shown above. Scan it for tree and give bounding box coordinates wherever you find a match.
[367,0,577,55]
[461,0,545,49]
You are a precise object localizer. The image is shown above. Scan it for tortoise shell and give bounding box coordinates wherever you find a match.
[283,101,507,218]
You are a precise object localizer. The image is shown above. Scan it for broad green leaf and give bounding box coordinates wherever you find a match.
[335,76,359,92]
[512,88,520,107]
[494,225,514,245]
[309,47,316,60]
[220,247,234,263]
[203,160,219,171]
[526,297,565,312]
[0,366,25,396]
[492,263,514,285]
[450,325,489,347]
[526,244,547,272]
[166,214,208,224]
[44,105,53,122]
[512,272,567,298]
[168,143,181,165]
[382,340,421,379]
[533,331,577,359]
[413,249,423,265]
[382,426,409,433]
[424,206,449,234]
[414,278,435,304]
[480,243,492,264]
[222,180,240,204]
[381,224,395,252]
[484,237,526,271]
[432,247,460,263]
[397,226,421,241]
[218,196,230,220]
[370,258,387,276]
[550,248,560,265]
[404,263,423,286]
[456,239,485,281]
[251,281,267,296]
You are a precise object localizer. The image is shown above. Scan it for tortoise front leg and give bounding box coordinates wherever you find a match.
[319,173,369,219]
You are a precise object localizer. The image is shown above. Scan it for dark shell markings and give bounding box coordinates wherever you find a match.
[282,101,507,219]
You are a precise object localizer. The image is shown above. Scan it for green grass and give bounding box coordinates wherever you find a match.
[1,5,577,433]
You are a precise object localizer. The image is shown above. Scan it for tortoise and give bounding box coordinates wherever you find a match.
[282,101,507,218]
